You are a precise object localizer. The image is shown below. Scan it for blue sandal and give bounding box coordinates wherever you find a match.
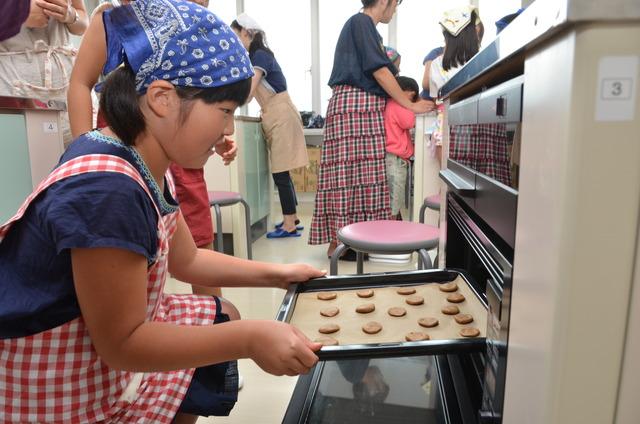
[275,220,304,231]
[266,228,301,239]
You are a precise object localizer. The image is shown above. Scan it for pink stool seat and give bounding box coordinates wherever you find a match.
[208,191,243,206]
[338,220,439,254]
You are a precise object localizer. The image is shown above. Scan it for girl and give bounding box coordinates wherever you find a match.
[308,0,433,260]
[230,13,309,238]
[0,1,323,423]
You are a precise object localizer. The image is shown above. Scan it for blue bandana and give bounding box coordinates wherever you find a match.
[102,0,254,93]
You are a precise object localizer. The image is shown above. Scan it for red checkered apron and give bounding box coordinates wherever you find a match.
[0,154,218,423]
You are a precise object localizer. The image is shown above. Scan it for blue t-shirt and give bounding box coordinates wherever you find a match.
[250,49,287,94]
[328,13,397,98]
[0,131,178,339]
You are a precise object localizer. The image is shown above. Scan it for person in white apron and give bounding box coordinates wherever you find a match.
[231,13,309,238]
[0,2,323,423]
[0,0,88,145]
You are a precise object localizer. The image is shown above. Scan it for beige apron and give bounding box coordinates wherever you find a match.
[257,88,308,173]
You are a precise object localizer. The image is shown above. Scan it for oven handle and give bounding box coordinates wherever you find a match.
[440,169,475,195]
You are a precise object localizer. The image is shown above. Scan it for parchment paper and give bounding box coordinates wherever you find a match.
[289,277,486,346]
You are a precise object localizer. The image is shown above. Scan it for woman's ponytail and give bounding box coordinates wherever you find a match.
[99,65,146,146]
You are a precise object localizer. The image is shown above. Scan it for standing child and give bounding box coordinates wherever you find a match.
[384,76,419,220]
[0,1,323,423]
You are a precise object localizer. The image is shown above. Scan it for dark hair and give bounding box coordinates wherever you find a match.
[396,76,419,101]
[230,20,274,57]
[99,64,251,146]
[361,0,402,7]
[441,10,480,71]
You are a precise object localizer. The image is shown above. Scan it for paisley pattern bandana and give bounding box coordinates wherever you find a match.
[103,0,254,93]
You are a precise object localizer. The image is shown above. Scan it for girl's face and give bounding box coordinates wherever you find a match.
[163,98,238,169]
[380,0,398,24]
[232,28,253,50]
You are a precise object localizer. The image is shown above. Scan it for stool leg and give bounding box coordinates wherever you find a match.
[330,243,348,276]
[239,199,252,260]
[356,251,364,274]
[213,204,224,254]
[419,202,428,224]
[418,249,432,270]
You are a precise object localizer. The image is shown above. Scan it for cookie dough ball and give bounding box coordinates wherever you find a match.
[406,295,424,306]
[319,324,340,334]
[418,317,439,328]
[439,282,458,292]
[320,307,340,317]
[447,293,465,303]
[362,321,383,334]
[356,303,376,314]
[357,289,374,298]
[442,305,460,315]
[396,287,417,295]
[454,314,474,324]
[460,328,480,337]
[405,332,430,342]
[315,336,339,346]
[388,307,407,317]
[317,292,337,301]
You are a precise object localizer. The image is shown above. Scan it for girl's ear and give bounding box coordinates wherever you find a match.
[145,80,178,118]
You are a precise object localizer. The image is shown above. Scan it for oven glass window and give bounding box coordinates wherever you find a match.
[449,123,521,190]
[306,357,446,423]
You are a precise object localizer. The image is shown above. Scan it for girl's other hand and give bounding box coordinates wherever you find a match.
[36,0,73,24]
[215,137,238,165]
[411,99,436,115]
[25,0,49,28]
[248,321,321,376]
[276,264,326,289]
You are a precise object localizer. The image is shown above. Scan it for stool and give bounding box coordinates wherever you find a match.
[329,220,439,275]
[419,194,441,224]
[208,191,252,259]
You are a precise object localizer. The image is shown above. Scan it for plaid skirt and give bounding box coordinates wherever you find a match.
[309,85,391,245]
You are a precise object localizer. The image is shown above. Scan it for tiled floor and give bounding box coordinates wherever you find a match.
[165,197,428,423]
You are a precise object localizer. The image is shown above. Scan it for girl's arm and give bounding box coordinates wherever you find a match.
[72,246,320,374]
[67,5,109,138]
[244,68,264,105]
[374,67,434,114]
[168,213,325,289]
[422,60,433,94]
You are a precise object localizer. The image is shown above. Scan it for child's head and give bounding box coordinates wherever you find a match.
[99,0,253,167]
[230,13,273,57]
[440,6,481,71]
[396,76,419,102]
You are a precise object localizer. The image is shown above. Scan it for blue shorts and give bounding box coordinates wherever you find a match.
[177,296,239,417]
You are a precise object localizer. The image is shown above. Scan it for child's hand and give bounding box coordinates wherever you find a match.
[215,137,238,165]
[275,264,326,289]
[249,321,321,376]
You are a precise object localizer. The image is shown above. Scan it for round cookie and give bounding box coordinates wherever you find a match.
[396,287,417,295]
[357,289,374,298]
[460,327,480,337]
[454,314,474,324]
[318,324,340,334]
[315,336,339,346]
[317,292,337,301]
[320,307,340,317]
[439,282,458,292]
[362,321,382,334]
[418,317,439,328]
[406,295,424,306]
[405,332,430,342]
[442,305,460,315]
[388,307,407,317]
[447,293,465,303]
[356,303,375,314]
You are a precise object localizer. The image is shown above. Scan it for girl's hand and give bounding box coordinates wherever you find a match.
[25,0,49,28]
[248,321,321,376]
[411,99,436,115]
[215,137,238,165]
[36,0,74,24]
[275,264,326,290]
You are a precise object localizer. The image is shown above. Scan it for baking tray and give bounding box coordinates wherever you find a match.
[276,269,487,360]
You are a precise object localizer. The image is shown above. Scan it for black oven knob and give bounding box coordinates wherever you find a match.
[496,97,506,117]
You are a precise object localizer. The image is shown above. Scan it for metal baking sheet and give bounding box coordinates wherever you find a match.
[276,270,487,360]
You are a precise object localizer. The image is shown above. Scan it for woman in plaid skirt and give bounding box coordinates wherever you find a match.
[0,2,323,423]
[309,0,433,259]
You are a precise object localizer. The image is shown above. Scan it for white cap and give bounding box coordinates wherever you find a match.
[236,13,263,32]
